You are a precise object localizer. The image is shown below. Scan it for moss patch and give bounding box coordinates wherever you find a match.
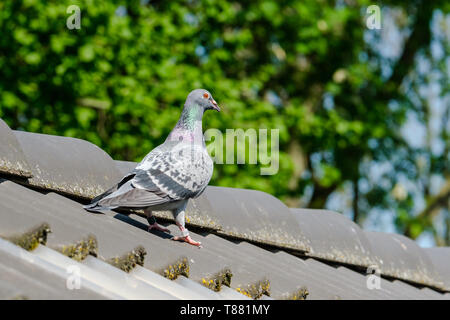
[201,268,233,292]
[58,235,98,261]
[285,287,309,300]
[108,246,147,273]
[162,257,190,280]
[8,223,51,251]
[236,279,270,300]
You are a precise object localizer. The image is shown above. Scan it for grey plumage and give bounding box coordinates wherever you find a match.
[84,89,219,223]
[85,141,213,210]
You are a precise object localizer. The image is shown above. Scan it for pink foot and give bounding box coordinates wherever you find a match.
[172,235,202,247]
[148,223,170,233]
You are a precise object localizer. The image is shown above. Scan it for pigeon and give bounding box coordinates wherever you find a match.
[84,89,220,247]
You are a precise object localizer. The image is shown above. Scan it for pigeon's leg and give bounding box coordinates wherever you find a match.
[144,208,170,233]
[171,203,202,247]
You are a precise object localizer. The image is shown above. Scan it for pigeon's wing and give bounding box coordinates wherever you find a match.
[95,179,169,208]
[87,141,213,210]
[132,141,214,201]
[85,145,170,210]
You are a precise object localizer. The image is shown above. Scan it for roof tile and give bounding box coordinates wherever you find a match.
[424,247,450,291]
[13,131,123,199]
[0,120,32,178]
[1,123,449,299]
[192,186,311,252]
[365,231,445,290]
[291,208,377,268]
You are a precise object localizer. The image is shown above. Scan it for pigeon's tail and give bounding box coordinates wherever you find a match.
[83,201,117,213]
[83,173,136,212]
[83,195,118,213]
[83,203,102,212]
[83,182,123,212]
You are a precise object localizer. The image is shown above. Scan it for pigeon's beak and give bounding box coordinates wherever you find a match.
[210,99,220,112]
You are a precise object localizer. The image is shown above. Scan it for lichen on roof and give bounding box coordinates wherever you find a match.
[284,286,309,300]
[162,257,190,280]
[57,235,98,261]
[6,223,51,251]
[236,279,270,300]
[107,245,147,273]
[201,268,233,292]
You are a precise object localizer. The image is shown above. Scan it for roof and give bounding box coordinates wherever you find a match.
[0,118,448,300]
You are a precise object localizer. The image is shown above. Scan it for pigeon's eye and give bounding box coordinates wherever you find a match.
[203,92,209,99]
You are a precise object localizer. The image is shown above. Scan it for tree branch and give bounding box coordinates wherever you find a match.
[404,178,450,240]
[380,0,435,100]
[417,179,450,221]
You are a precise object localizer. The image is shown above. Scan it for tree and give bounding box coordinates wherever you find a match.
[0,0,448,244]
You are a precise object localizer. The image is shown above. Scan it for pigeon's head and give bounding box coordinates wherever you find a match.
[186,89,220,112]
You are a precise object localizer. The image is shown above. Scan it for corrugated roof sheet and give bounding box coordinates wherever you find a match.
[13,130,123,199]
[0,122,448,300]
[197,186,311,252]
[424,247,450,291]
[2,178,447,299]
[0,238,116,299]
[0,119,31,178]
[290,208,377,268]
[365,231,445,290]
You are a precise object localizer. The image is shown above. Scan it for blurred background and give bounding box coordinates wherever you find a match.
[0,0,448,246]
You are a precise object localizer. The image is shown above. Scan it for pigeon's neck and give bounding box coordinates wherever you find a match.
[167,104,204,144]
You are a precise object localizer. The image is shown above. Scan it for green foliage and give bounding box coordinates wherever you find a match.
[0,0,448,242]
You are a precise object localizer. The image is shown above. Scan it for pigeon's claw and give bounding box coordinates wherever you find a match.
[172,235,202,247]
[148,223,171,233]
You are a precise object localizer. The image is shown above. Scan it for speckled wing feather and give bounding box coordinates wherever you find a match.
[132,141,213,200]
[86,141,213,210]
